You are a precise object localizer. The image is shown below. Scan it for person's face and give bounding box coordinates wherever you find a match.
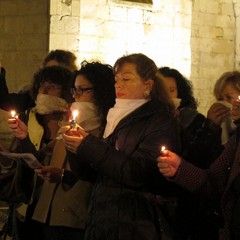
[114,63,153,99]
[219,83,240,105]
[38,82,62,97]
[163,77,178,98]
[218,83,240,121]
[72,75,94,103]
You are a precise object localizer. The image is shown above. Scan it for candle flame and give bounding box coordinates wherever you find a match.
[161,146,166,152]
[238,96,240,100]
[72,110,79,120]
[10,110,16,118]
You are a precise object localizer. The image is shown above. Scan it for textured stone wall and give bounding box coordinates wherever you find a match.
[49,0,192,74]
[0,0,49,148]
[0,0,49,93]
[48,0,238,115]
[191,0,235,115]
[49,0,80,67]
[0,0,239,147]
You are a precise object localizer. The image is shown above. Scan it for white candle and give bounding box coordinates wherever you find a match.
[161,146,166,152]
[71,110,79,129]
[10,110,16,118]
[9,110,18,124]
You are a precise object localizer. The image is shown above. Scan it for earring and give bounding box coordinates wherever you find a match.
[144,90,150,98]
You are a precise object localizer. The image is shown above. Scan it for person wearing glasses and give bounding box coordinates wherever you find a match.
[8,61,116,240]
[61,53,181,240]
[7,65,73,240]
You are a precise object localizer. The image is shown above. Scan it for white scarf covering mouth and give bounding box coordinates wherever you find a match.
[35,93,69,115]
[103,98,149,138]
[70,102,101,131]
[172,98,181,109]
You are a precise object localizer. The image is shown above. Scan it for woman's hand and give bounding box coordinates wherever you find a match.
[207,102,231,126]
[35,166,64,183]
[61,126,89,153]
[157,149,181,177]
[8,117,28,140]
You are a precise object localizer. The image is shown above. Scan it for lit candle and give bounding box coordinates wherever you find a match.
[238,96,240,101]
[161,146,166,152]
[9,110,18,123]
[11,110,16,119]
[160,145,167,156]
[70,110,79,129]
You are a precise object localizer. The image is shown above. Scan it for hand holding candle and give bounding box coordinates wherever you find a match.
[62,125,88,153]
[160,145,166,154]
[8,110,28,140]
[157,147,181,177]
[8,110,18,127]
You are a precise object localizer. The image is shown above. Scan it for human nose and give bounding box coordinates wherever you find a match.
[115,80,123,89]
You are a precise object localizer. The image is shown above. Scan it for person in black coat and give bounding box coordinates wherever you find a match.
[62,53,181,240]
[159,67,229,239]
[157,99,240,240]
[0,66,35,113]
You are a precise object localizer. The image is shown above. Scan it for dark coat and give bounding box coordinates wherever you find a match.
[173,126,240,240]
[176,107,224,240]
[70,99,181,240]
[0,67,8,96]
[0,67,35,113]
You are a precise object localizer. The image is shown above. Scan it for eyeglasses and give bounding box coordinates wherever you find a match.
[70,87,94,95]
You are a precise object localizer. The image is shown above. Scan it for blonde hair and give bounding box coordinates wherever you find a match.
[214,71,240,100]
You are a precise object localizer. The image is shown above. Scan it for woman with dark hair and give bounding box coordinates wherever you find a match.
[9,62,116,240]
[159,66,198,110]
[7,65,73,240]
[69,60,116,130]
[159,67,228,240]
[159,66,226,167]
[62,53,181,240]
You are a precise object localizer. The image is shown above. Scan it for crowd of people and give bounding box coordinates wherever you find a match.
[0,50,240,240]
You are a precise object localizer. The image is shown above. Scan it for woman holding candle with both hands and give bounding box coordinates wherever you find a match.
[7,65,73,240]
[7,62,115,240]
[157,95,240,240]
[62,53,181,240]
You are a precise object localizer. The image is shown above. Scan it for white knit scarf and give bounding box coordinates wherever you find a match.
[35,93,69,114]
[103,98,148,138]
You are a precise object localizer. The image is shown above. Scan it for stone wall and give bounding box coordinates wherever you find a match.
[0,0,49,93]
[0,0,49,148]
[49,0,192,73]
[48,0,238,115]
[0,0,239,146]
[191,0,235,114]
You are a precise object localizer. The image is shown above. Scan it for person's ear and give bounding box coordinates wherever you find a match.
[145,79,154,91]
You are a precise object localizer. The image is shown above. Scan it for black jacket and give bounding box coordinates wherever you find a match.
[0,67,35,113]
[0,67,8,96]
[70,99,181,240]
